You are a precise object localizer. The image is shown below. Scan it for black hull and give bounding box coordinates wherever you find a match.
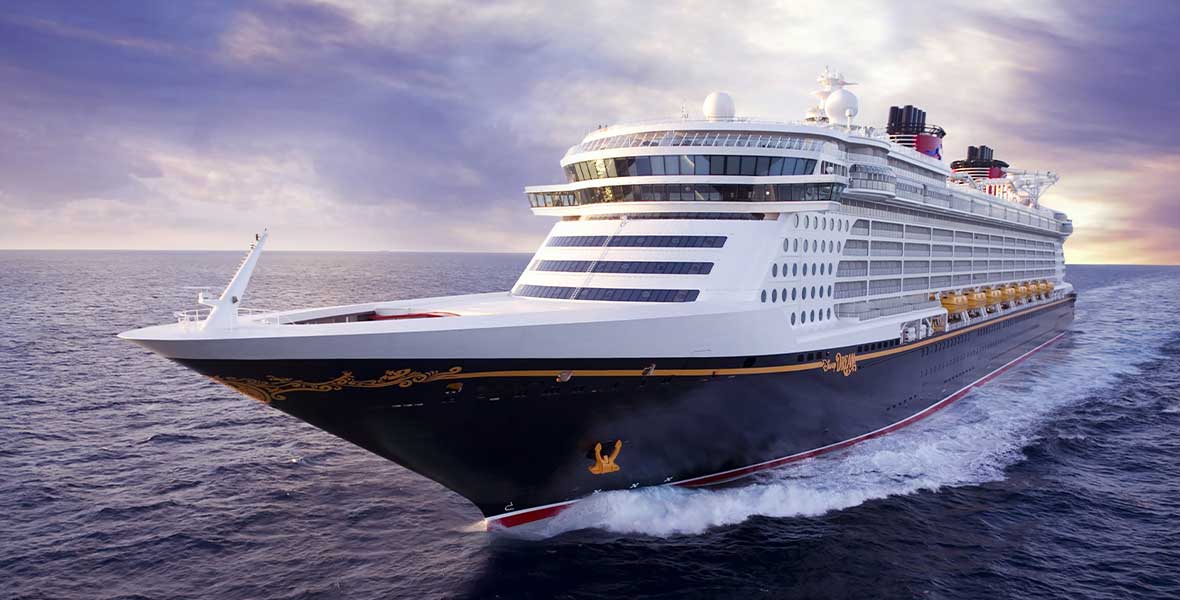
[177,296,1075,527]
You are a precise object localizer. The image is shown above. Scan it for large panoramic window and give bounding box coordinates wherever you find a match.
[514,285,700,302]
[545,235,727,248]
[564,155,818,182]
[533,260,714,274]
[528,183,845,208]
[570,131,830,154]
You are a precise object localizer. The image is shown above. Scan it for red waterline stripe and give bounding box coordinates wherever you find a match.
[486,330,1069,530]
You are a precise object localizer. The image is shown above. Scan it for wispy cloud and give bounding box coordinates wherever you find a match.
[0,0,1176,262]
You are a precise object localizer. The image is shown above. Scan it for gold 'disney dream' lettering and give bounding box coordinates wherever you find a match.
[820,352,859,377]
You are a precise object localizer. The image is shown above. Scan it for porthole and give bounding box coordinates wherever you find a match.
[819,286,824,298]
[782,287,787,300]
[820,263,825,275]
[791,288,797,300]
[801,312,807,323]
[812,286,817,298]
[812,262,817,273]
[802,287,808,299]
[793,239,799,252]
[837,242,842,252]
[811,310,816,322]
[772,289,778,302]
[803,263,808,276]
[783,238,790,252]
[818,311,824,322]
[791,313,796,325]
[829,262,833,273]
[821,240,827,252]
[822,218,827,231]
[782,262,788,274]
[792,263,798,276]
[761,290,767,303]
[827,308,833,320]
[828,285,833,296]
[794,214,800,227]
[772,263,778,277]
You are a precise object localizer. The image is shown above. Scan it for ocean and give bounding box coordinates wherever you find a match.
[1,251,1178,599]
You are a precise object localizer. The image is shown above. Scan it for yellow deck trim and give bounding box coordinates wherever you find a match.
[433,297,1072,381]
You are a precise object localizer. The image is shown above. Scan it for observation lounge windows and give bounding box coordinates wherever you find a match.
[636,156,652,176]
[619,157,636,177]
[650,156,665,176]
[711,156,726,176]
[564,155,819,182]
[527,183,845,207]
[573,131,830,154]
[755,156,771,176]
[769,156,785,176]
[725,156,741,175]
[740,156,757,176]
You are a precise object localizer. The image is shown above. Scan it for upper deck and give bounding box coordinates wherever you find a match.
[524,69,1068,235]
[524,113,1068,238]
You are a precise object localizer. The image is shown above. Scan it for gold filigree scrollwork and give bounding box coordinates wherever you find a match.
[211,366,463,404]
[820,352,859,377]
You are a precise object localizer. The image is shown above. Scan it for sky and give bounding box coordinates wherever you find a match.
[1,0,1177,264]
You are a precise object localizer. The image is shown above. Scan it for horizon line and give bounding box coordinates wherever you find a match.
[0,248,1176,267]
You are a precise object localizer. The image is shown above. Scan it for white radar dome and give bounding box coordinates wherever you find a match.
[702,91,736,121]
[824,87,859,123]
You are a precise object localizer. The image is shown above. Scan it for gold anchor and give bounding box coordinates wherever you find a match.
[589,440,622,475]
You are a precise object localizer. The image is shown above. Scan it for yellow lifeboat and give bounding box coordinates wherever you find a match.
[1016,284,1030,299]
[966,291,988,310]
[988,289,1004,306]
[1004,286,1017,302]
[1039,281,1053,297]
[941,293,967,313]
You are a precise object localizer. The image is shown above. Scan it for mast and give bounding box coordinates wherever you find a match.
[199,230,268,330]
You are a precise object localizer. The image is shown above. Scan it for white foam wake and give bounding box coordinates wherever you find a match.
[528,275,1180,538]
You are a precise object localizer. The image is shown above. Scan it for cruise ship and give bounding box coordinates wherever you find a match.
[120,69,1076,531]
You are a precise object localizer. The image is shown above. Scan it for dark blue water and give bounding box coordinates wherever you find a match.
[2,252,1178,599]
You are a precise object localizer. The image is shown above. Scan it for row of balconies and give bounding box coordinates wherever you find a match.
[839,200,1063,241]
[842,239,1053,259]
[837,259,1058,278]
[849,219,1057,249]
[833,269,1058,301]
